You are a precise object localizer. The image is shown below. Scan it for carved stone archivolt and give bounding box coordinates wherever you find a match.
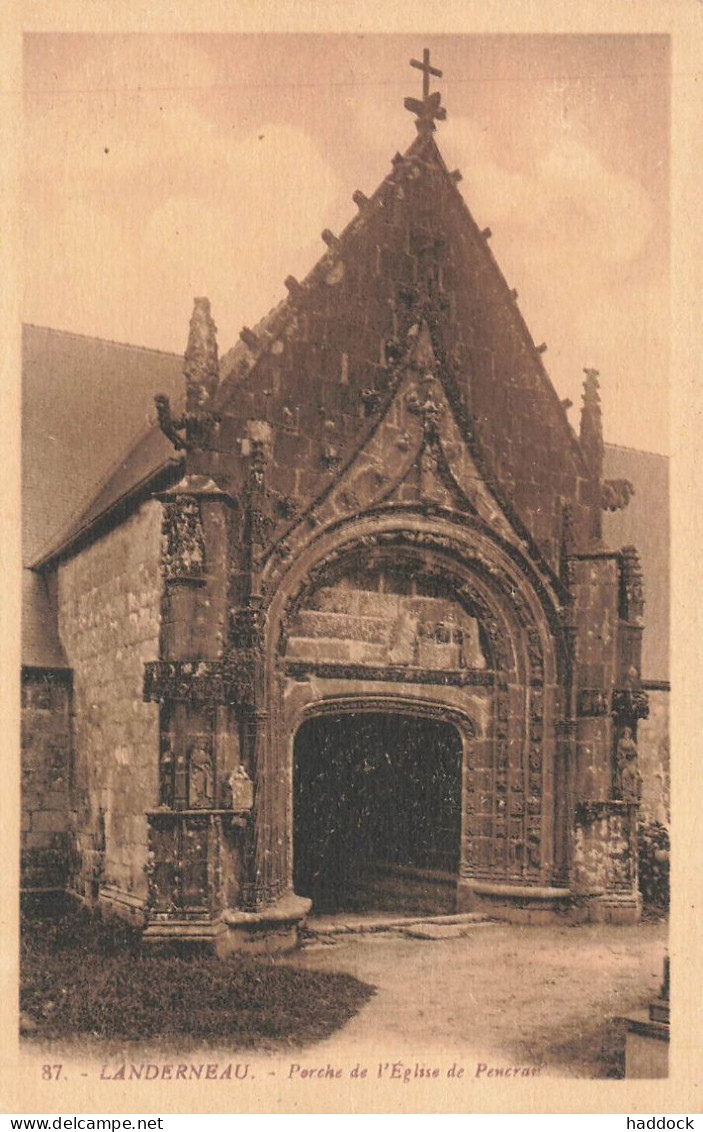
[268,513,559,888]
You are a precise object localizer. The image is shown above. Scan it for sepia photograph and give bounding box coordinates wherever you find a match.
[11,22,690,1115]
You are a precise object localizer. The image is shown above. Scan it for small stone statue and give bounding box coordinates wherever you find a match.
[229,765,254,811]
[188,742,214,809]
[616,727,642,803]
[159,743,174,807]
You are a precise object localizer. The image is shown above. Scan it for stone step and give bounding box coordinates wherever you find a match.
[300,910,493,942]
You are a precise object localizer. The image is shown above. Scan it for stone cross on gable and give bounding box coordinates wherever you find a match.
[404,48,446,132]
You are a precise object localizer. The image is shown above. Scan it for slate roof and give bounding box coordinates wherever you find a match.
[22,324,184,665]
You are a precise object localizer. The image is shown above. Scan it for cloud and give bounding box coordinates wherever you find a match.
[443,116,654,271]
[24,93,343,352]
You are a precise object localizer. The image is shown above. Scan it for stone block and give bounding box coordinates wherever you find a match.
[31,810,68,834]
[357,591,401,618]
[285,637,354,662]
[417,641,460,669]
[296,610,389,643]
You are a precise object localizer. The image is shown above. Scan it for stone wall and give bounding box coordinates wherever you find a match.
[21,669,72,891]
[57,501,162,913]
[638,688,670,826]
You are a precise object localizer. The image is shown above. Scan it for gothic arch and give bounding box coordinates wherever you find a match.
[239,510,571,906]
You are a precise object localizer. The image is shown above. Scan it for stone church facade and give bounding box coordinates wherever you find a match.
[21,59,668,950]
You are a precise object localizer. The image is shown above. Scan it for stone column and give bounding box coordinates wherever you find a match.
[569,551,642,922]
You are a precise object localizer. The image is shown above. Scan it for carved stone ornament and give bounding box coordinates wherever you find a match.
[620,545,645,617]
[155,400,221,454]
[576,800,612,825]
[602,479,635,512]
[283,659,494,687]
[578,688,610,717]
[229,766,254,811]
[144,660,228,704]
[611,688,650,720]
[162,498,206,581]
[230,607,268,652]
[156,297,221,452]
[406,377,443,437]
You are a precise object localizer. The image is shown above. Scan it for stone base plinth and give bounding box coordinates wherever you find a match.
[584,892,641,925]
[99,886,148,926]
[456,880,573,924]
[143,893,312,957]
[221,893,313,954]
[457,882,641,925]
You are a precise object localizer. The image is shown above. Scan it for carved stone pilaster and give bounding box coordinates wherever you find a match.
[620,545,645,623]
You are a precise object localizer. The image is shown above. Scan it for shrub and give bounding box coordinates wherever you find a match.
[638,819,670,911]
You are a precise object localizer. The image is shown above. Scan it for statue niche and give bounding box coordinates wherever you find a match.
[285,560,487,672]
[188,741,215,809]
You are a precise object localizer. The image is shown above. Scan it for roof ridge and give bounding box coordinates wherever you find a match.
[23,322,183,360]
[604,440,669,459]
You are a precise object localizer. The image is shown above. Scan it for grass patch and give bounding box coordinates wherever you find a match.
[20,904,375,1046]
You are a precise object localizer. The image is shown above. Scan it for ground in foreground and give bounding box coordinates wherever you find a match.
[285,914,668,1078]
[20,903,375,1048]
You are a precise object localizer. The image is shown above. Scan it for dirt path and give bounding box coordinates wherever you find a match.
[282,918,667,1078]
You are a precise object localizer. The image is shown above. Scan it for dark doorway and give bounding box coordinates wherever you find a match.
[293,712,463,914]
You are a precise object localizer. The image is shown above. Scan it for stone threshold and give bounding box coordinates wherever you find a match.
[301,909,493,940]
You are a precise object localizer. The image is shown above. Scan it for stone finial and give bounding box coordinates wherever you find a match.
[580,367,604,479]
[450,169,463,183]
[353,189,369,209]
[481,227,492,239]
[321,229,340,251]
[183,297,219,413]
[284,275,302,297]
[536,342,548,354]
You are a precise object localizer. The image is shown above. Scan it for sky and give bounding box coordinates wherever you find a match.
[22,33,670,453]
